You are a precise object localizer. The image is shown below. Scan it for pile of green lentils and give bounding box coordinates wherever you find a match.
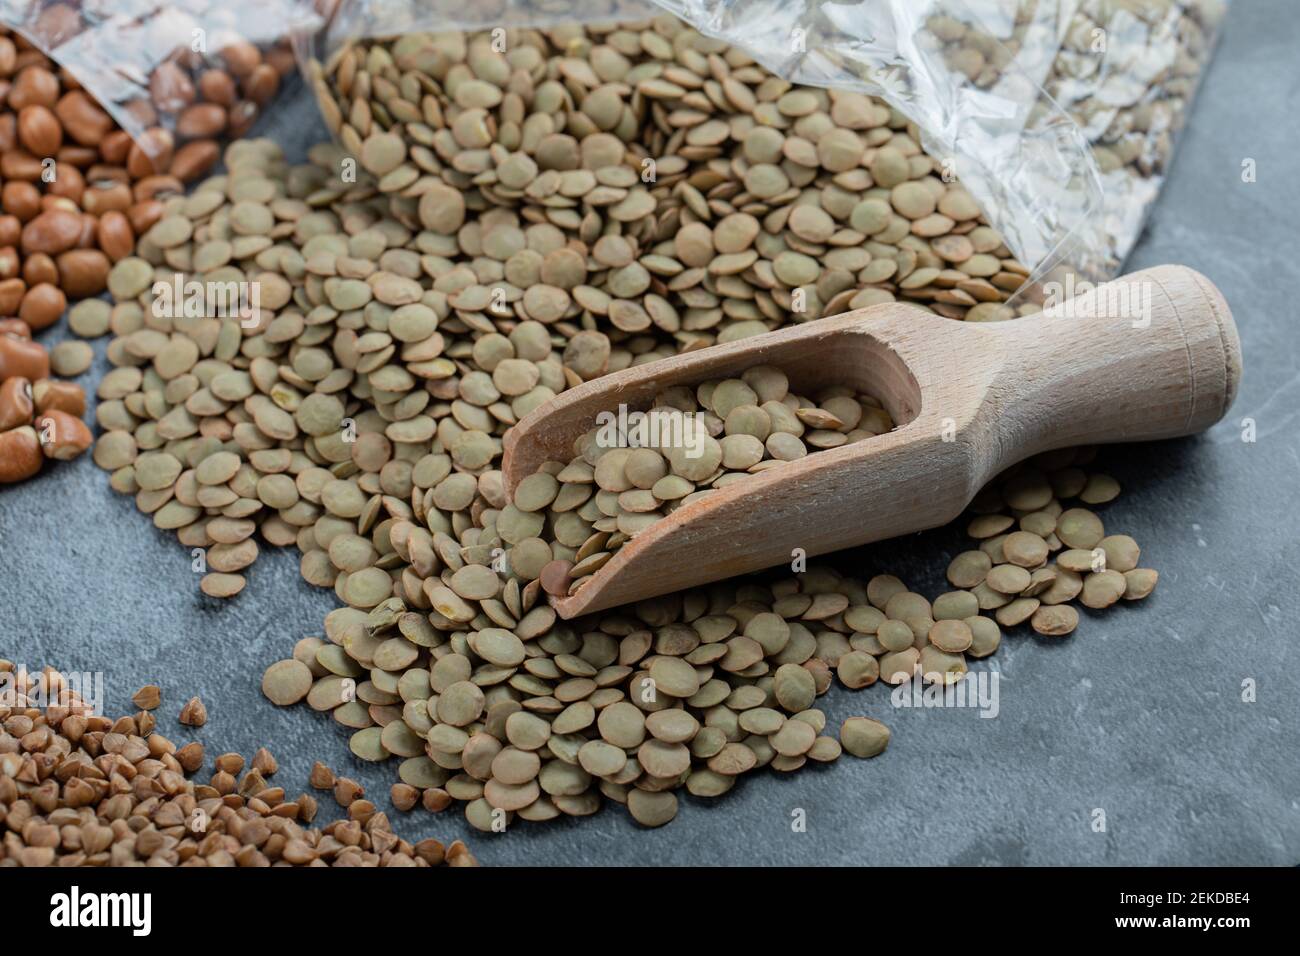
[79,20,1155,831]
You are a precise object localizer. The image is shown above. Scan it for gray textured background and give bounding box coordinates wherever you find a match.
[2,2,1296,866]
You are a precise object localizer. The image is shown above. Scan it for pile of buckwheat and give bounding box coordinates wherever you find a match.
[0,664,476,866]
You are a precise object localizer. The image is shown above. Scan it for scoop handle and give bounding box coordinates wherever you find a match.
[979,265,1241,455]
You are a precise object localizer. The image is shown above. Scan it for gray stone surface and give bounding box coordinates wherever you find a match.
[2,3,1296,866]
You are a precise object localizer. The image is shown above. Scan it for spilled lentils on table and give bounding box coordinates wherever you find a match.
[82,21,1155,831]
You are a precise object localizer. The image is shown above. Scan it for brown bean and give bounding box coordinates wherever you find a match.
[126,199,164,235]
[22,253,57,287]
[86,163,129,187]
[0,426,43,482]
[32,379,85,416]
[2,181,40,221]
[0,377,33,431]
[220,42,262,78]
[8,66,58,110]
[0,333,49,379]
[2,150,44,182]
[96,211,134,261]
[0,318,30,339]
[55,144,97,168]
[266,46,297,77]
[32,5,80,46]
[16,104,61,156]
[0,216,19,247]
[122,99,158,131]
[149,61,196,113]
[174,48,205,72]
[176,103,227,139]
[39,194,77,214]
[132,174,184,202]
[76,212,97,248]
[0,36,15,77]
[227,101,259,140]
[0,278,26,314]
[34,409,91,460]
[99,130,133,165]
[80,182,132,215]
[18,282,65,330]
[13,52,49,75]
[0,246,17,280]
[126,127,174,178]
[45,162,85,203]
[56,249,109,297]
[198,69,237,107]
[20,207,82,254]
[169,140,219,182]
[242,64,280,106]
[56,90,115,146]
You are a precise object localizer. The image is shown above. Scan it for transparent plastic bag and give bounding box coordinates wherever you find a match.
[1038,0,1229,277]
[0,0,322,176]
[907,0,1228,288]
[299,0,1227,291]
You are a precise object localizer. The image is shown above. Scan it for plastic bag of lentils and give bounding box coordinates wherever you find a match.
[1036,0,1230,278]
[913,0,1230,284]
[0,0,323,179]
[297,0,1227,294]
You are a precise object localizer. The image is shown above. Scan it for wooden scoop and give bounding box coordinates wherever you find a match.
[503,265,1241,619]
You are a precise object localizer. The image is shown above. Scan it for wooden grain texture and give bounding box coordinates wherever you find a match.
[502,265,1241,618]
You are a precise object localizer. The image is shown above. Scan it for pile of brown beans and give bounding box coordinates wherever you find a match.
[0,322,90,482]
[0,24,98,481]
[0,24,294,330]
[2,28,161,324]
[18,0,298,135]
[0,20,297,484]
